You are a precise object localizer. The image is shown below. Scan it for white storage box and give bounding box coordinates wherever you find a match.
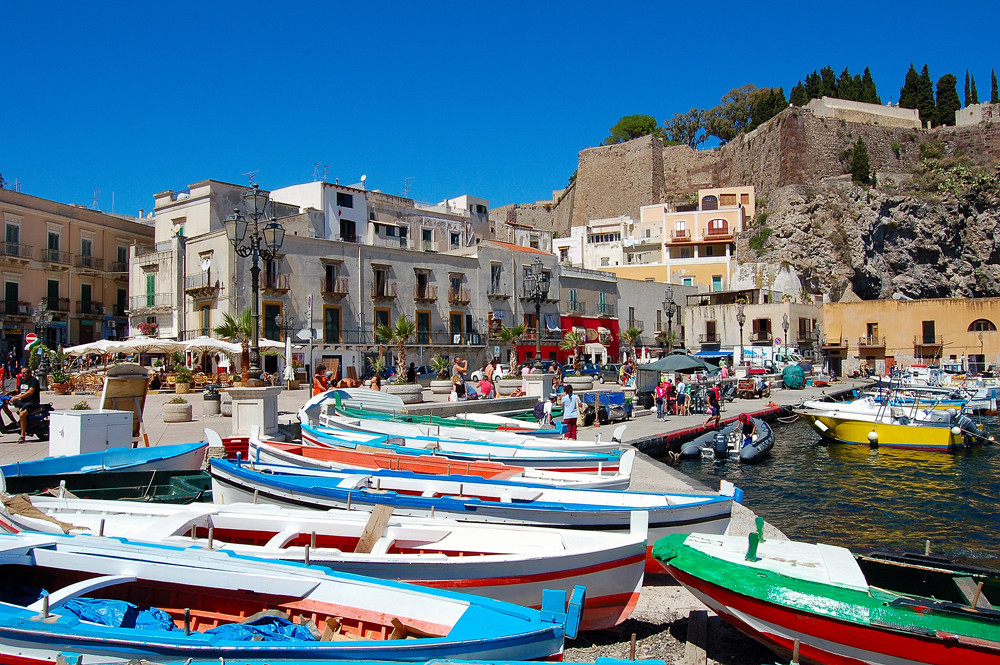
[48,410,134,457]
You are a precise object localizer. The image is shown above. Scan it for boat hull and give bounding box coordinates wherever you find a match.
[796,411,965,451]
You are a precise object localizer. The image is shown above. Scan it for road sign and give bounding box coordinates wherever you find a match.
[25,333,37,345]
[774,337,782,346]
[307,294,313,310]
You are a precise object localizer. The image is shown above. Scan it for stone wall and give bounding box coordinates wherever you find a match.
[805,96,922,129]
[570,136,666,230]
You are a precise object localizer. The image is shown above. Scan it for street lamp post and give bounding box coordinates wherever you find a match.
[32,299,53,390]
[225,184,286,386]
[662,286,676,351]
[525,258,550,361]
[276,312,296,388]
[736,301,746,366]
[782,313,789,361]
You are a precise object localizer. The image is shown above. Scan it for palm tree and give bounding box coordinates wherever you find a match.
[214,309,254,380]
[620,326,643,363]
[559,330,586,375]
[656,329,677,351]
[431,355,451,380]
[496,324,525,373]
[376,315,417,381]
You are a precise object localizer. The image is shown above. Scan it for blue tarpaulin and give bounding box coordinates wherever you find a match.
[694,351,733,359]
[206,614,318,641]
[63,598,177,631]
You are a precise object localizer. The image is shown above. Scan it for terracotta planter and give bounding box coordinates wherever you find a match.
[51,382,70,396]
[162,403,193,423]
[497,378,523,396]
[175,382,191,394]
[385,383,424,404]
[430,379,453,394]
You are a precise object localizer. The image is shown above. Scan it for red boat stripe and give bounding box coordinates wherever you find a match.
[406,553,645,588]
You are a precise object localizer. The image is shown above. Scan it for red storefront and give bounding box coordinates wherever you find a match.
[515,316,620,365]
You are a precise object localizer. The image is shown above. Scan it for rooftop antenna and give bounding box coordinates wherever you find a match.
[403,177,414,197]
[92,190,100,210]
[313,163,322,181]
[242,170,259,185]
[323,165,330,181]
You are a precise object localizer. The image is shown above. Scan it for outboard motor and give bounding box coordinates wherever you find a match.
[712,429,728,459]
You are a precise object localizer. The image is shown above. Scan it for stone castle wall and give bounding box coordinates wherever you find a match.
[569,136,666,230]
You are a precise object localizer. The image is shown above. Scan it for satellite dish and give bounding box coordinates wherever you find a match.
[200,258,212,272]
[360,174,367,182]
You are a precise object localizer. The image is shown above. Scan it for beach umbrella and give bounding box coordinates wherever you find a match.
[104,337,187,355]
[638,354,715,373]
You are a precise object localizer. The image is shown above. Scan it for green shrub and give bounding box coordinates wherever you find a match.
[71,400,90,410]
[167,396,188,404]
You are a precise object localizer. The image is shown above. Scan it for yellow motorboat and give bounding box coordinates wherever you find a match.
[794,407,971,452]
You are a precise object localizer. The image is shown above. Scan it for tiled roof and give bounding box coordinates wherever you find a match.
[486,241,551,256]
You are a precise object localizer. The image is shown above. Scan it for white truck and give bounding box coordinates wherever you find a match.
[731,346,808,372]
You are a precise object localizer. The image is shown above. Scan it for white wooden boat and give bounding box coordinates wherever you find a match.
[0,442,208,482]
[249,436,634,490]
[209,458,740,572]
[0,531,580,663]
[319,413,622,454]
[302,423,626,473]
[0,496,645,631]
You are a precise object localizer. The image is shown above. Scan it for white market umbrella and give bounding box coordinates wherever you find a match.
[105,337,187,355]
[183,336,242,355]
[63,339,118,356]
[256,337,286,350]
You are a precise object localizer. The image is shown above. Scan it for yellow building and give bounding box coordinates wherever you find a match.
[0,188,154,360]
[602,186,754,291]
[822,298,1000,376]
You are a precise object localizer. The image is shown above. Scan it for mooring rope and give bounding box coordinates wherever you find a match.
[777,415,800,424]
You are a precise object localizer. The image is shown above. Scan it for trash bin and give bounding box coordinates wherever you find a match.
[204,384,221,416]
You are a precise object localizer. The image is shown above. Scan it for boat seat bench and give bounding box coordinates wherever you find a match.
[954,576,993,609]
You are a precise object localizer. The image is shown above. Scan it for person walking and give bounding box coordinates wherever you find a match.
[675,376,687,416]
[704,383,722,430]
[654,379,667,421]
[560,384,582,440]
[312,366,328,396]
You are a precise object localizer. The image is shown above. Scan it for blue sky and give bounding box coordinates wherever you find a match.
[3,1,998,217]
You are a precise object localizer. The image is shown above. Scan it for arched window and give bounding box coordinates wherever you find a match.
[701,195,718,211]
[707,218,729,236]
[968,319,997,332]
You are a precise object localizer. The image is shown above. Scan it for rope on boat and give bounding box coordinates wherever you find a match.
[777,415,799,424]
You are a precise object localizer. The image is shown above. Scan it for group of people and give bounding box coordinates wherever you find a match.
[652,375,689,421]
[618,360,636,387]
[448,355,499,402]
[536,384,582,440]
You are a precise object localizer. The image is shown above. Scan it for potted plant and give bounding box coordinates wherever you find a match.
[49,368,71,395]
[137,321,159,336]
[162,395,192,423]
[174,365,193,394]
[430,355,453,394]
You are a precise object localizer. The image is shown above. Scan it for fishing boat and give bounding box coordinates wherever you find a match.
[0,442,208,478]
[678,418,774,464]
[0,531,581,663]
[793,403,986,452]
[209,458,740,571]
[333,401,561,437]
[302,422,627,473]
[654,531,1000,665]
[0,468,211,503]
[320,412,622,454]
[0,496,645,631]
[249,437,634,490]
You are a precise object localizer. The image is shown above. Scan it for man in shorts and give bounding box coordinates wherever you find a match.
[703,383,721,430]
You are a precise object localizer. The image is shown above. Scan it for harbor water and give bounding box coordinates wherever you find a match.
[676,415,1000,566]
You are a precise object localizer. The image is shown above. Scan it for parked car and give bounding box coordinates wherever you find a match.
[578,362,602,377]
[528,360,565,377]
[411,364,437,387]
[598,363,622,384]
[471,363,511,384]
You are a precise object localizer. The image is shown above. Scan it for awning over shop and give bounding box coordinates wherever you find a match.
[584,342,606,354]
[597,326,611,336]
[572,326,586,335]
[695,351,734,359]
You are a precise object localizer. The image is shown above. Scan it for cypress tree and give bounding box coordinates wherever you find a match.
[850,137,871,185]
[790,82,809,106]
[861,67,881,104]
[820,66,838,97]
[992,70,999,103]
[935,73,961,126]
[970,75,979,105]
[965,70,971,107]
[899,63,920,109]
[839,66,858,101]
[918,65,936,126]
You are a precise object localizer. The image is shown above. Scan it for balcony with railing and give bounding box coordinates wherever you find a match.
[109,261,129,273]
[858,336,886,350]
[670,229,691,242]
[322,276,351,299]
[46,297,71,312]
[1,300,32,316]
[76,301,105,315]
[797,329,818,343]
[185,272,222,298]
[698,332,721,344]
[705,222,732,238]
[372,283,397,300]
[0,242,33,263]
[74,255,104,272]
[111,304,128,317]
[625,319,645,332]
[260,273,290,296]
[565,301,586,315]
[129,293,173,311]
[913,334,944,351]
[421,240,440,253]
[371,235,409,250]
[40,248,72,267]
[487,282,509,299]
[447,287,471,305]
[598,302,616,317]
[822,337,849,351]
[749,330,773,343]
[522,328,565,342]
[414,285,438,302]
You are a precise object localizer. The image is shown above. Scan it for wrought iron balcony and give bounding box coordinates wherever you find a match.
[670,229,690,241]
[261,273,290,295]
[698,333,720,344]
[749,330,773,343]
[76,301,105,315]
[322,276,351,299]
[40,248,71,266]
[74,255,104,271]
[566,301,586,315]
[414,285,438,302]
[129,293,173,311]
[372,283,397,300]
[598,302,616,317]
[447,287,471,305]
[858,336,886,349]
[0,242,32,262]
